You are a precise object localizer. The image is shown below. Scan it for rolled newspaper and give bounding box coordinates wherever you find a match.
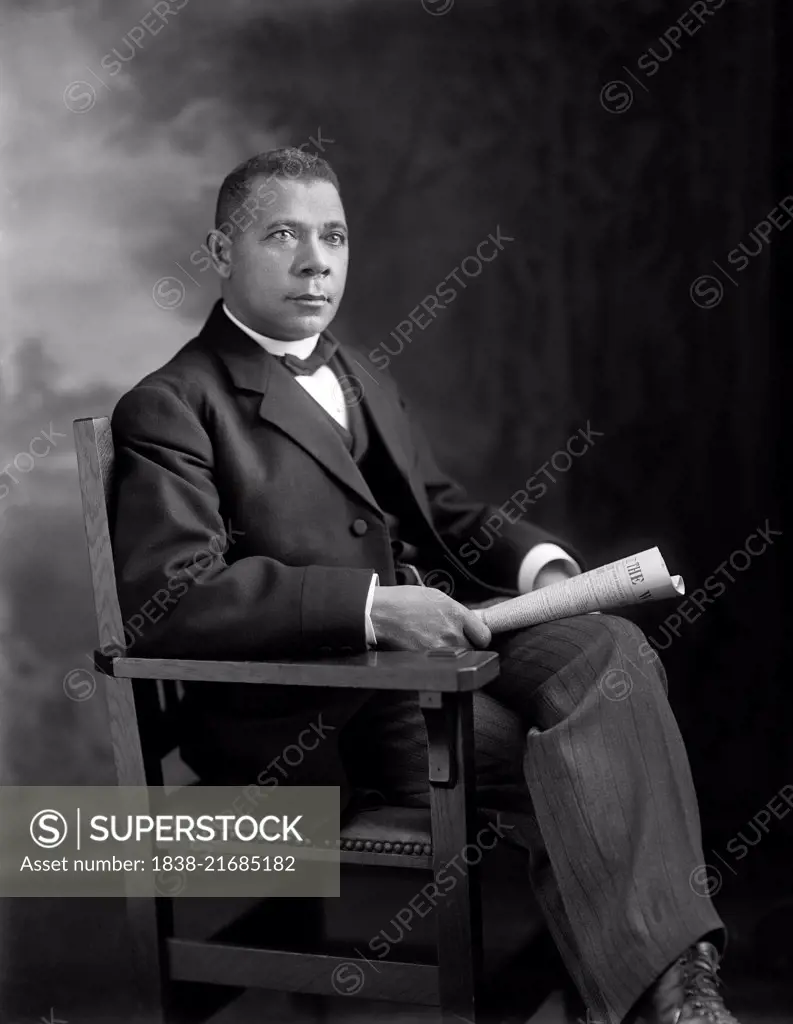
[476,547,684,633]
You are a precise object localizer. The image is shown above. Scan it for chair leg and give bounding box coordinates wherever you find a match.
[421,691,483,1024]
[125,895,167,1024]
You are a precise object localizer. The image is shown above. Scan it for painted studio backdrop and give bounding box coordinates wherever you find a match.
[0,0,786,1014]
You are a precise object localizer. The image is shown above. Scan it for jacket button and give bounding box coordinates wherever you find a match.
[350,518,368,536]
[318,645,333,656]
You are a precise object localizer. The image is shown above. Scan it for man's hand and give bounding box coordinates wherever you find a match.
[533,559,577,591]
[370,585,492,651]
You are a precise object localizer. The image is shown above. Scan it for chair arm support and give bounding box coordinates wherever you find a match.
[93,648,500,691]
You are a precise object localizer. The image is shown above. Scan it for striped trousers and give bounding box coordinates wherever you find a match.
[339,613,725,1021]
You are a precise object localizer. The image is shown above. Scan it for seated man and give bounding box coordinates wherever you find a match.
[111,147,739,1024]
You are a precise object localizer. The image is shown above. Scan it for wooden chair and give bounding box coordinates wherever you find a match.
[74,414,534,1024]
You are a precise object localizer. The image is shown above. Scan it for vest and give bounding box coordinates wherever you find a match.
[324,353,429,586]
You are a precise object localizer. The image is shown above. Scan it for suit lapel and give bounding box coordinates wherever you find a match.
[258,360,385,516]
[208,305,382,516]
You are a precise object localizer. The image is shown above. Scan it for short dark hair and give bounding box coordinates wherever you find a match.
[214,147,341,234]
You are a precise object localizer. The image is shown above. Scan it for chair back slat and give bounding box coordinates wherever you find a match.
[73,416,178,783]
[73,417,125,654]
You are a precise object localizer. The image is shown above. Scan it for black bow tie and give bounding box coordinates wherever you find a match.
[275,333,339,376]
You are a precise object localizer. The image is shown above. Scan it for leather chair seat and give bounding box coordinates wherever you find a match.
[339,805,433,855]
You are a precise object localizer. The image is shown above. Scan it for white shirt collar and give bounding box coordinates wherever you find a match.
[222,303,320,360]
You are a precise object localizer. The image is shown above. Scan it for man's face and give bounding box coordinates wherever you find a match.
[219,176,348,340]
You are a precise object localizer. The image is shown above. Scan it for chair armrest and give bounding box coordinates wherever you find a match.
[94,648,499,691]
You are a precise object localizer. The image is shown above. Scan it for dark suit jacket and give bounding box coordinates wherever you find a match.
[110,300,577,798]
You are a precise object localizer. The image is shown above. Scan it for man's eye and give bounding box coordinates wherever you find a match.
[326,232,347,246]
[270,229,293,241]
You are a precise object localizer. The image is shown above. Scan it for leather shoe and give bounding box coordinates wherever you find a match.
[632,940,741,1023]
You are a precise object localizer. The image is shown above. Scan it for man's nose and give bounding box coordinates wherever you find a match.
[295,237,330,277]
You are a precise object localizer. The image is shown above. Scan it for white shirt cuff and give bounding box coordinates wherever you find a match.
[365,572,379,648]
[518,543,581,593]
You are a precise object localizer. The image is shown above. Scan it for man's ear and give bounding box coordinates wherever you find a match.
[207,228,233,278]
